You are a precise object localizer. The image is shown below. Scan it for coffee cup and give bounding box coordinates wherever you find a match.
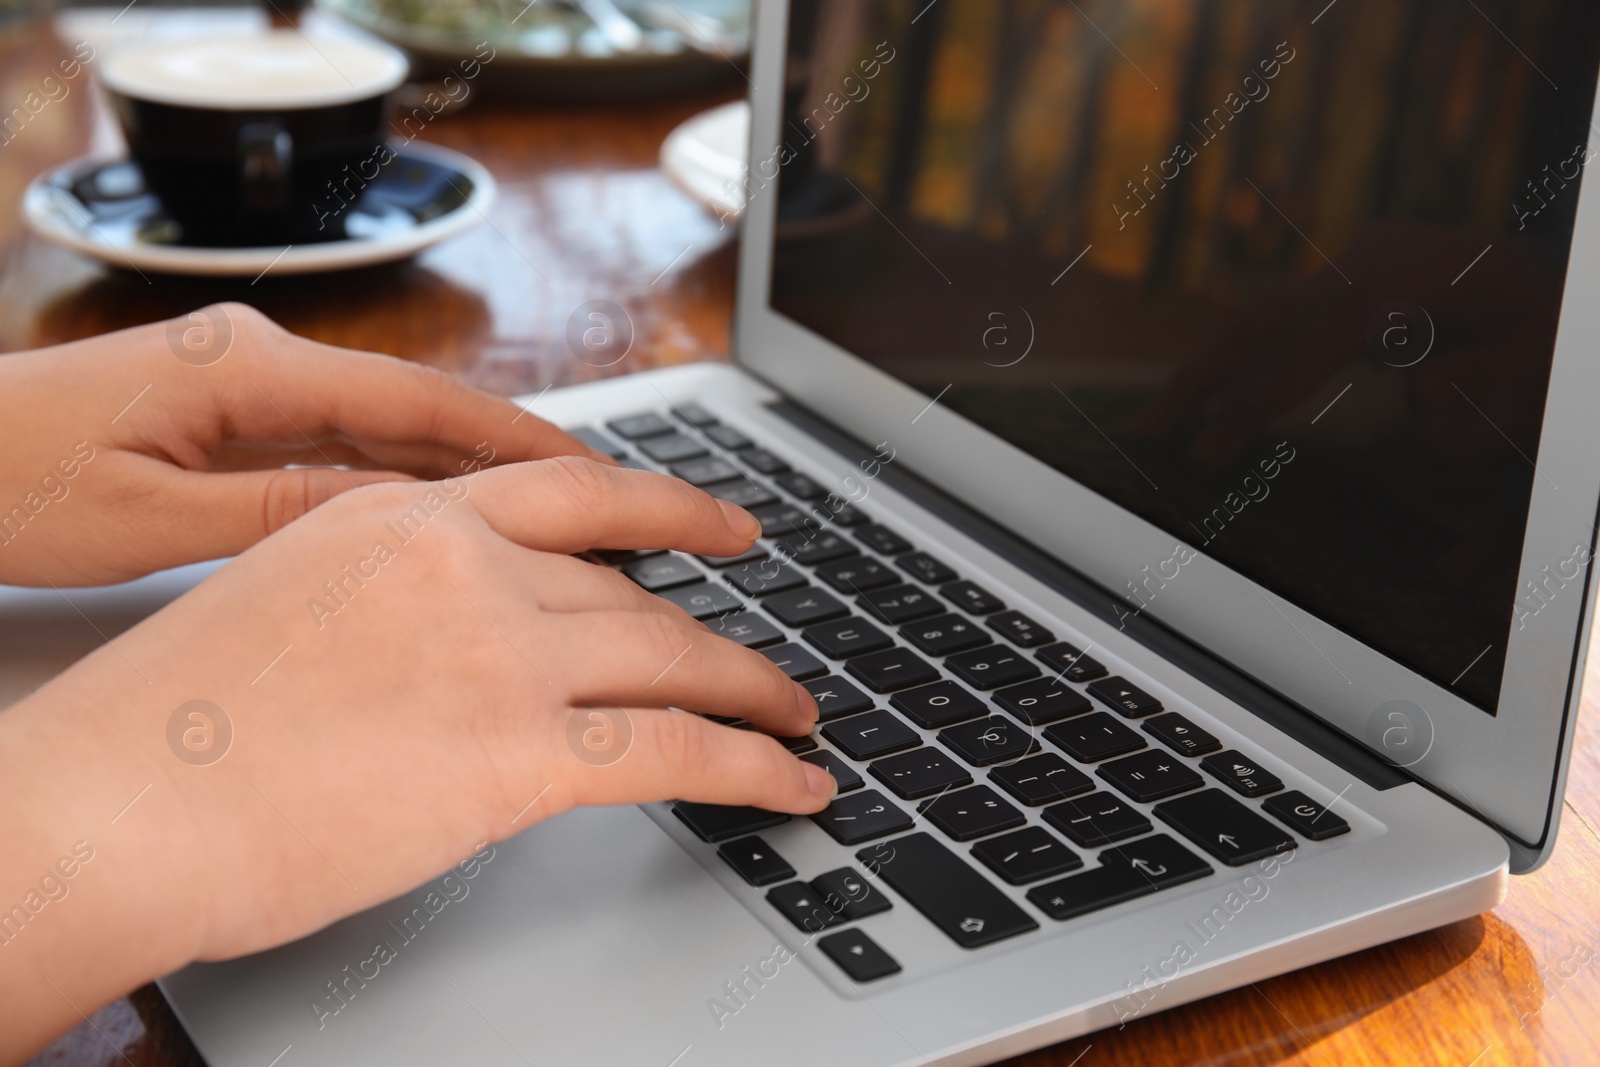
[100,32,408,247]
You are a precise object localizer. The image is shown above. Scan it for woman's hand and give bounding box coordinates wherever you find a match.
[0,302,606,586]
[0,457,832,1062]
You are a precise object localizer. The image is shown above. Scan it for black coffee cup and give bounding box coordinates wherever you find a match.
[100,33,408,247]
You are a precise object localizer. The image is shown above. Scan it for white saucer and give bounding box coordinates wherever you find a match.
[21,141,496,277]
[660,99,748,219]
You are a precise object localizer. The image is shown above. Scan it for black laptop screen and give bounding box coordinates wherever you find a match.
[768,0,1600,713]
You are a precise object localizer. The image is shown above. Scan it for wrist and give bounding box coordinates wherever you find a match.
[0,654,210,1061]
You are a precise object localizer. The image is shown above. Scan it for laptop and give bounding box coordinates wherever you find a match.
[13,0,1598,1063]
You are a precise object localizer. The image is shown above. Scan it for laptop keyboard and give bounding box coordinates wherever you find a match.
[574,404,1352,983]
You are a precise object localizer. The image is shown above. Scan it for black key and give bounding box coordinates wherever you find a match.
[818,929,901,982]
[767,881,840,932]
[1041,791,1151,847]
[703,423,752,450]
[717,836,795,886]
[947,646,1041,690]
[1027,835,1211,921]
[938,716,1039,767]
[1154,789,1297,865]
[803,617,892,659]
[708,611,784,648]
[739,447,790,474]
[811,867,893,920]
[971,827,1082,885]
[638,432,708,463]
[870,747,973,799]
[816,557,898,594]
[846,648,940,693]
[618,455,653,471]
[622,553,701,591]
[697,544,768,568]
[725,559,807,597]
[825,502,869,526]
[889,680,987,728]
[987,610,1055,648]
[1200,750,1284,798]
[672,401,718,426]
[857,584,944,625]
[1098,749,1205,803]
[750,501,818,539]
[802,675,874,719]
[854,523,913,555]
[671,457,741,486]
[822,710,920,761]
[762,642,828,681]
[801,750,864,793]
[1044,712,1145,762]
[774,471,829,500]
[856,832,1039,948]
[765,587,848,627]
[920,785,1026,841]
[993,678,1093,726]
[813,789,914,844]
[608,412,674,439]
[776,531,858,567]
[897,551,958,585]
[1143,712,1222,757]
[778,733,818,755]
[658,582,743,619]
[703,478,776,509]
[1087,677,1164,718]
[1262,790,1352,841]
[568,425,627,457]
[1036,642,1108,683]
[674,802,789,842]
[989,753,1094,806]
[900,613,993,656]
[595,547,663,564]
[941,580,1005,615]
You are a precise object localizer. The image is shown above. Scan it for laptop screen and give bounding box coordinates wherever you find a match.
[768,0,1600,714]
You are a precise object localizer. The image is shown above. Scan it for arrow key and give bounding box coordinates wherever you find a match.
[1153,788,1297,865]
[717,835,796,886]
[818,928,901,982]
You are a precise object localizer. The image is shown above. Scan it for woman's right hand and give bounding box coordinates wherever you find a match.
[0,458,831,1061]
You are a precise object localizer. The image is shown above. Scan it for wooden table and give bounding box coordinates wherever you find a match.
[7,13,1600,1067]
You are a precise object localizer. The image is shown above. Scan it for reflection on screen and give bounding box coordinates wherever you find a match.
[769,0,1600,712]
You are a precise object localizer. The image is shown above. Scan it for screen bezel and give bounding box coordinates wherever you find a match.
[734,0,1600,851]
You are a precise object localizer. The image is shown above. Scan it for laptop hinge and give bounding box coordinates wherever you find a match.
[766,398,1408,792]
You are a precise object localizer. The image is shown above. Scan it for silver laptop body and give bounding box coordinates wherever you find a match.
[11,1,1600,1064]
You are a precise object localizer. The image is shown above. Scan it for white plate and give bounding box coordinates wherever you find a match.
[21,141,495,277]
[660,98,748,219]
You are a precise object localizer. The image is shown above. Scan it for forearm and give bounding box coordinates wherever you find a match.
[0,654,204,1064]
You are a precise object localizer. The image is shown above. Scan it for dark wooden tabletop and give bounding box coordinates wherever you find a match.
[7,11,1600,1067]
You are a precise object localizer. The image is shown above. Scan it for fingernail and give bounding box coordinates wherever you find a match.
[804,762,839,800]
[718,499,762,541]
[793,681,819,724]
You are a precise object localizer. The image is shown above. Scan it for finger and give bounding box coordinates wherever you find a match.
[208,304,612,465]
[523,552,700,616]
[126,458,413,556]
[554,707,836,813]
[469,457,763,557]
[539,609,815,734]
